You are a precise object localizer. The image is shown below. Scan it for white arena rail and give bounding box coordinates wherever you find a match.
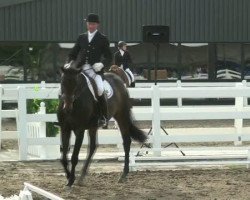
[19,182,64,200]
[1,80,250,168]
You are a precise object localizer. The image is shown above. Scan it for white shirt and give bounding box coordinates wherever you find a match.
[88,30,98,43]
[119,49,125,56]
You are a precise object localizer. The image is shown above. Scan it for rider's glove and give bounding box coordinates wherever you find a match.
[93,62,104,72]
[64,60,73,69]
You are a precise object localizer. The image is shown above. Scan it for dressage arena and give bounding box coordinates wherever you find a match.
[0,82,250,199]
[0,123,250,200]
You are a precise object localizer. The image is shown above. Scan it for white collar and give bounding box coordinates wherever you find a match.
[119,49,125,56]
[88,30,98,42]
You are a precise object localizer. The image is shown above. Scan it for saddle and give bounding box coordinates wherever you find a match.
[80,72,113,101]
[109,65,131,87]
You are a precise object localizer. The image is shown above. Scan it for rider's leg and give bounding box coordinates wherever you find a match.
[125,68,135,87]
[82,64,108,127]
[94,74,108,127]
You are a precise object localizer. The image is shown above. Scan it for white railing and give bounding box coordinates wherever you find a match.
[1,81,250,163]
[26,102,60,158]
[19,182,64,200]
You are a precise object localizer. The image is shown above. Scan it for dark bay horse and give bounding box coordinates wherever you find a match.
[57,63,147,187]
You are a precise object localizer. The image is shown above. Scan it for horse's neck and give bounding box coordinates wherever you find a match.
[76,74,87,95]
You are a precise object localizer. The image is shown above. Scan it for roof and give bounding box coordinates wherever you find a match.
[1,0,250,42]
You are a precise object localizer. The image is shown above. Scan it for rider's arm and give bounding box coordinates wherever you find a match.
[114,52,119,65]
[101,38,112,69]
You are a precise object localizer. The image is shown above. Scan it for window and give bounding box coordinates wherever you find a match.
[244,44,250,79]
[180,43,209,80]
[0,44,25,82]
[128,43,178,81]
[216,44,242,80]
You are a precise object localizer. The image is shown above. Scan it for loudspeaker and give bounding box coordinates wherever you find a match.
[142,25,169,43]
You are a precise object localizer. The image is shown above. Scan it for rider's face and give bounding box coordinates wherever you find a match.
[87,22,99,33]
[122,45,127,51]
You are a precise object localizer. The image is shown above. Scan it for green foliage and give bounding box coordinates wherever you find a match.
[27,99,59,137]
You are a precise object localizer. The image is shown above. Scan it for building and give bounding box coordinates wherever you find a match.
[0,0,250,82]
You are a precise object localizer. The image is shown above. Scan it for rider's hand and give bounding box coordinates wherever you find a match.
[64,60,73,69]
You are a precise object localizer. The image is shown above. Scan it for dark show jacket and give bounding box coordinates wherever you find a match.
[68,31,112,68]
[114,50,132,70]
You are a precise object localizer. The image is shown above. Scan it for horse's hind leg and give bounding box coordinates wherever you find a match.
[78,126,98,185]
[67,130,85,187]
[116,119,131,182]
[60,127,71,182]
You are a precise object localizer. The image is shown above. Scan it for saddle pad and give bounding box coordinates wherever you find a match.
[103,80,113,99]
[81,73,113,100]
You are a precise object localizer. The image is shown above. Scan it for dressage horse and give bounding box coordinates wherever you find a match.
[57,62,147,187]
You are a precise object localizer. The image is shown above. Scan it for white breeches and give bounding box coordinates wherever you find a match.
[83,64,104,96]
[125,68,135,82]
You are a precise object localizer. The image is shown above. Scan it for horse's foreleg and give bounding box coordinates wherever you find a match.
[60,128,71,182]
[67,130,85,187]
[78,127,97,185]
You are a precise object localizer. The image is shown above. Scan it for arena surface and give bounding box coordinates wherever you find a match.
[0,161,249,200]
[0,120,250,199]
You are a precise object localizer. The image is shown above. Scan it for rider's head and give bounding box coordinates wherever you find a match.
[118,41,127,51]
[85,13,99,33]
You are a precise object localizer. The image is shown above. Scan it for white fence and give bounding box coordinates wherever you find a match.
[0,81,250,166]
[19,182,64,200]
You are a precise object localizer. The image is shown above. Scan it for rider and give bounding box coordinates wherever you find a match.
[114,41,135,87]
[65,13,112,127]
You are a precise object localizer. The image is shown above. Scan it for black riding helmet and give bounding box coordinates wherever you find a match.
[118,41,127,49]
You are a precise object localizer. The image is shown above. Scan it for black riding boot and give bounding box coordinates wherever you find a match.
[97,94,108,127]
[130,82,135,88]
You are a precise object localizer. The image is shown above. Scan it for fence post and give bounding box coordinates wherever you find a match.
[38,102,47,159]
[0,85,2,150]
[234,83,244,146]
[38,102,46,137]
[18,86,28,160]
[41,81,46,89]
[177,80,182,107]
[152,85,161,156]
[242,80,248,106]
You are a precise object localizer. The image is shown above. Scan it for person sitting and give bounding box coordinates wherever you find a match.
[114,41,135,87]
[64,13,112,127]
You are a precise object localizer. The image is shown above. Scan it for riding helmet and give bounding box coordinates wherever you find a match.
[118,41,127,48]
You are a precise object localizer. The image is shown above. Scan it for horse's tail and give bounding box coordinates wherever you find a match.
[128,118,148,143]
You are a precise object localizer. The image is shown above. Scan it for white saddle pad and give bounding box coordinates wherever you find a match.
[81,73,113,100]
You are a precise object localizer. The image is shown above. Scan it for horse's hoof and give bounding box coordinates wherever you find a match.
[77,175,85,186]
[64,185,72,192]
[76,179,84,186]
[66,178,75,187]
[118,175,127,183]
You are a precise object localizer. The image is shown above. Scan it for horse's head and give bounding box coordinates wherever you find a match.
[60,62,82,112]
